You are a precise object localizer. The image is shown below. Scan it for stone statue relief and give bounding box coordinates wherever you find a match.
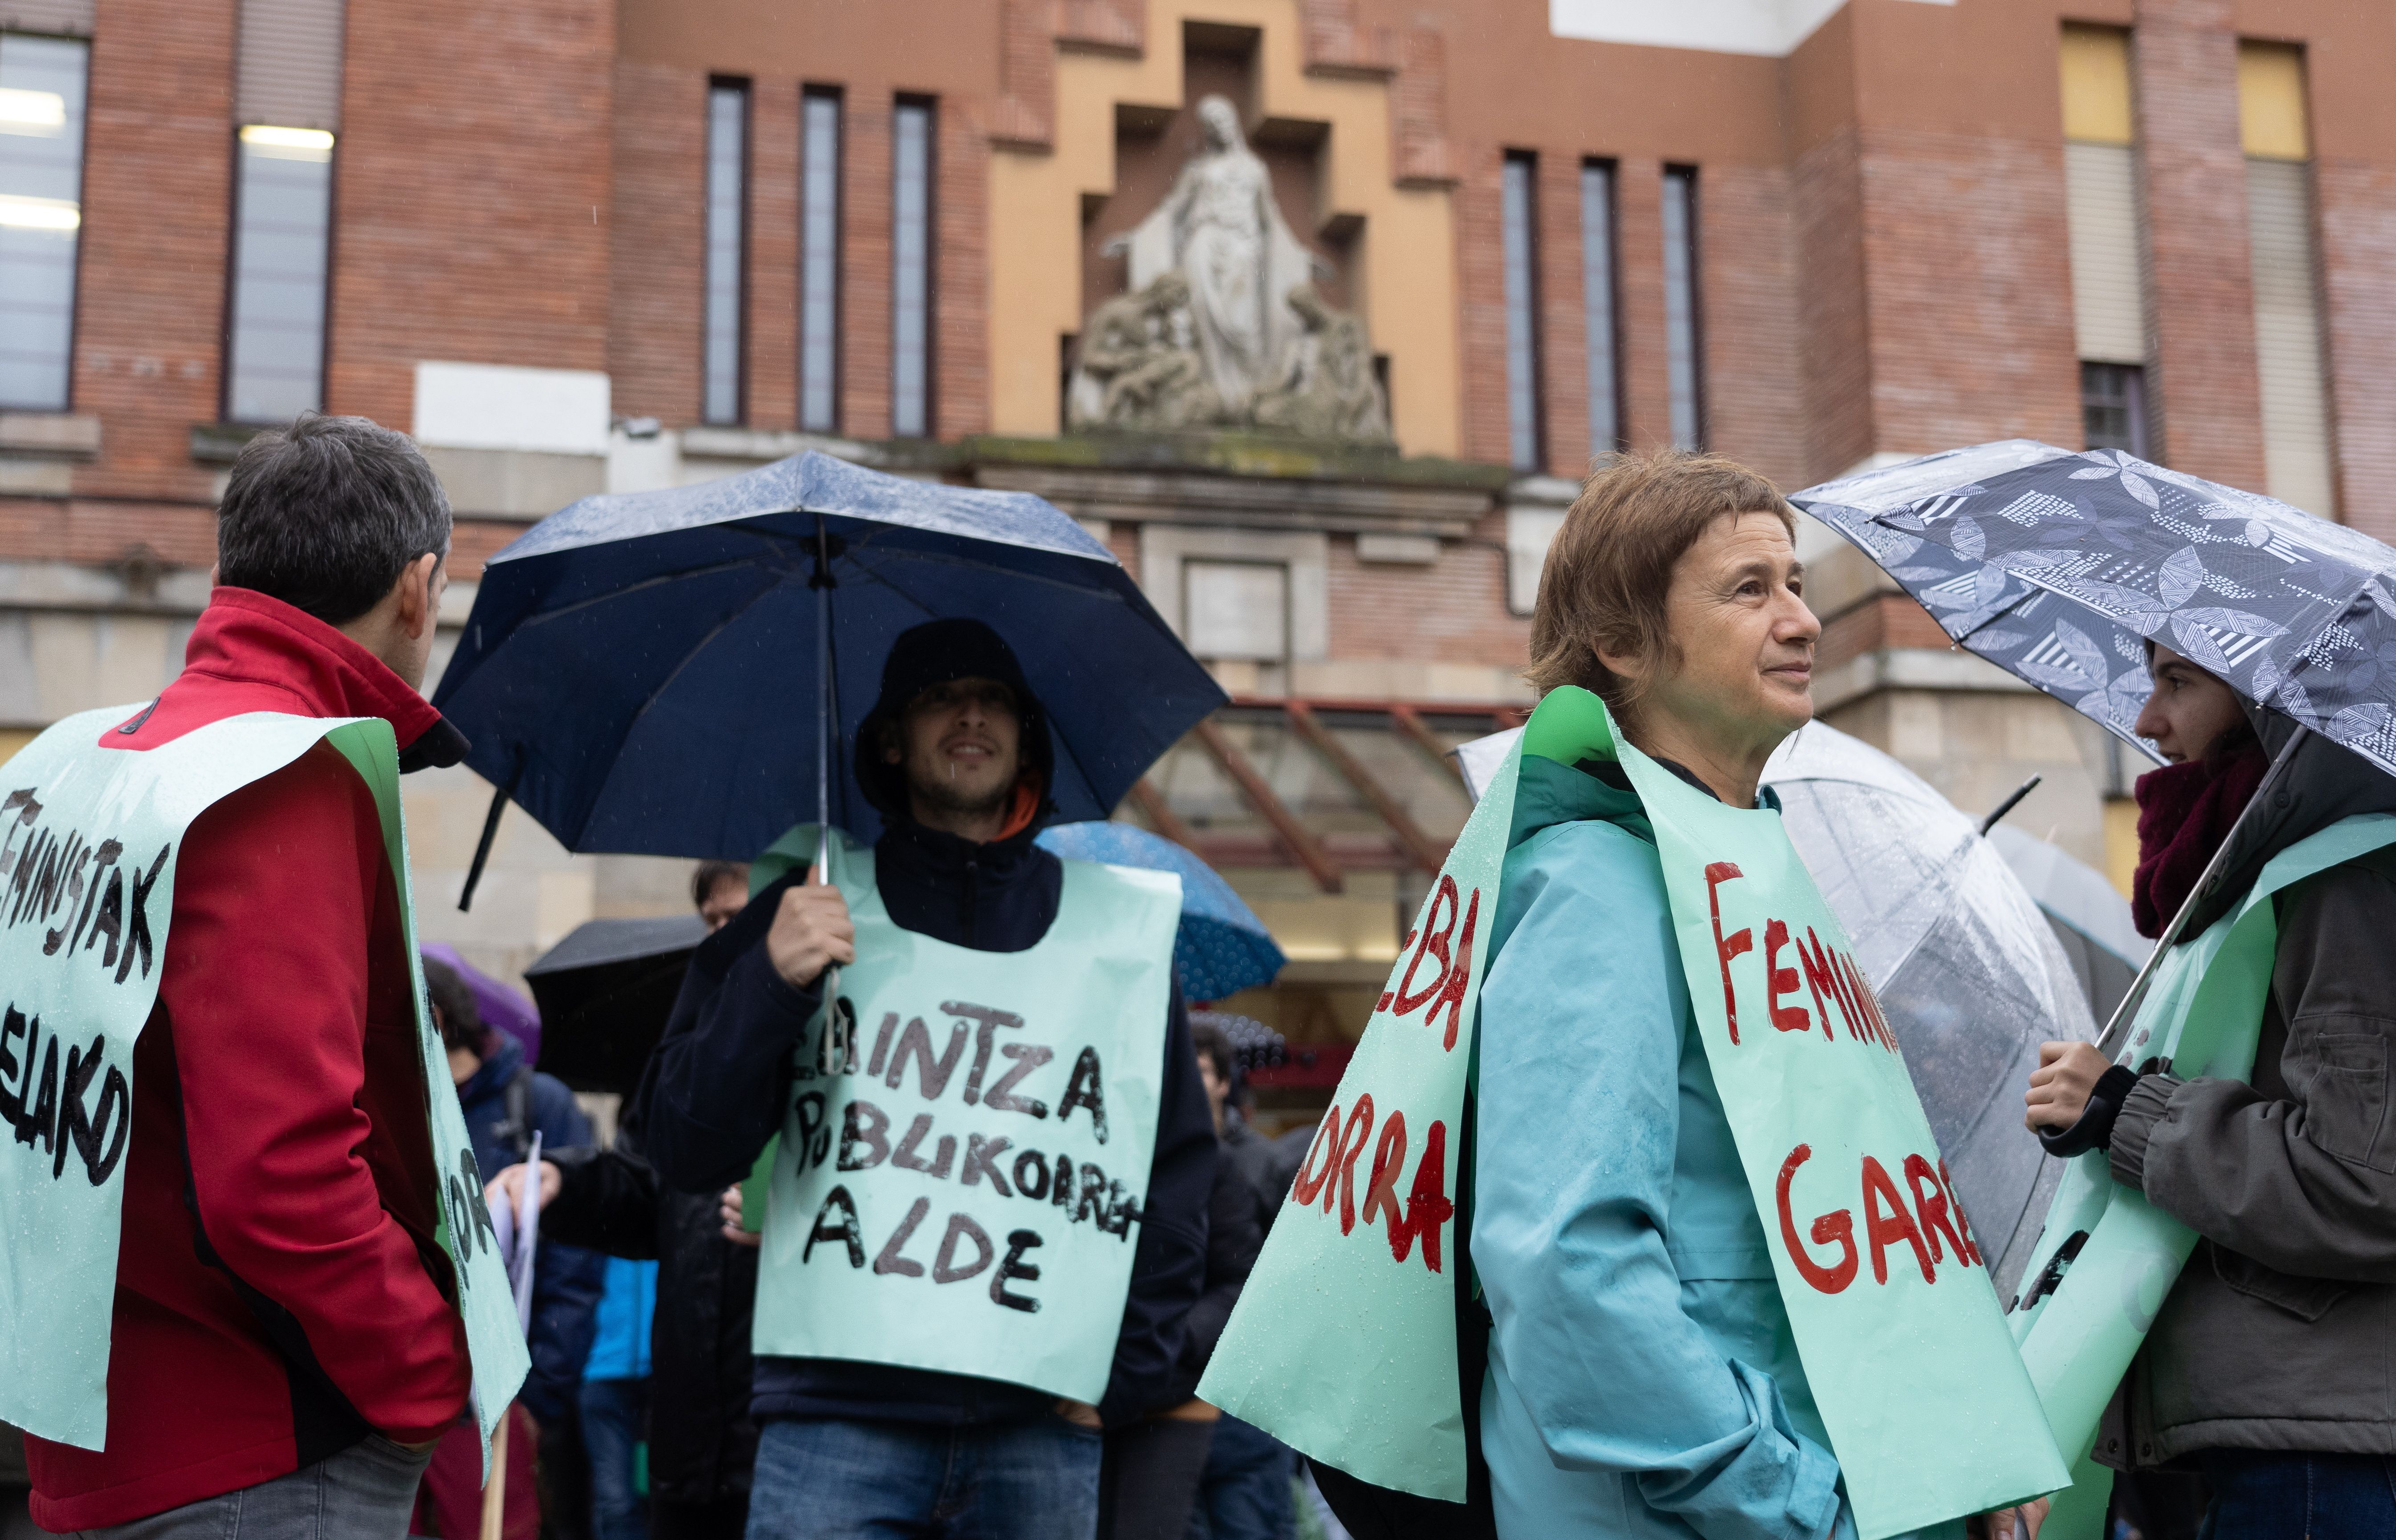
[1068,94,1392,443]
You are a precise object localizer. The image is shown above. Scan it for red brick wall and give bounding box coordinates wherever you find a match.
[1853,130,2081,460]
[1326,512,1530,669]
[1533,151,1592,479]
[1793,128,1873,485]
[610,61,704,424]
[2131,0,2267,489]
[1612,159,1675,453]
[1817,593,1950,674]
[933,100,990,439]
[328,0,614,433]
[2317,163,2396,542]
[68,0,234,510]
[839,87,893,439]
[1453,151,1508,466]
[1700,163,1804,490]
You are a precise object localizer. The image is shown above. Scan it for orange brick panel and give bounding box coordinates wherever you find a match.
[1815,593,1950,674]
[1613,159,1674,453]
[1699,161,1803,490]
[1452,151,1509,466]
[610,61,705,425]
[934,101,990,438]
[2317,160,2396,542]
[1794,127,1873,484]
[1535,151,1591,479]
[1327,510,1529,668]
[748,78,800,430]
[841,87,893,440]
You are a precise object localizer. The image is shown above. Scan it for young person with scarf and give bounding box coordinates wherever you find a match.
[2025,643,2396,1537]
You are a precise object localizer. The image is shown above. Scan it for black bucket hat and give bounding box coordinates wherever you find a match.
[853,618,1054,818]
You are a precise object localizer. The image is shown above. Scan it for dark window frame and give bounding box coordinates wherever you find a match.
[1661,163,1705,450]
[220,124,339,425]
[1580,157,1623,456]
[0,28,94,414]
[2080,361,2150,461]
[798,84,844,434]
[890,93,937,438]
[1500,149,1544,474]
[701,75,752,428]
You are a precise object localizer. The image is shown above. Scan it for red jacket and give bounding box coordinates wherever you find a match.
[24,588,473,1530]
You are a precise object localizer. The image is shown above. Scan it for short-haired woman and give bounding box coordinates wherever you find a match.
[1471,453,2042,1540]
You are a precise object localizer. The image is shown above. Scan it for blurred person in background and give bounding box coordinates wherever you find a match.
[420,958,606,1540]
[583,1256,659,1540]
[490,861,762,1540]
[1173,1018,1292,1540]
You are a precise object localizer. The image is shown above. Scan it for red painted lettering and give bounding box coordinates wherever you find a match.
[1405,1120,1453,1272]
[1862,1155,1936,1285]
[1776,1143,1858,1294]
[1421,887,1481,1051]
[1937,1158,1982,1264]
[1795,928,1844,1041]
[1360,1111,1410,1256]
[1392,878,1459,1017]
[1331,1095,1375,1234]
[1904,1153,1970,1268]
[1840,953,1894,1051]
[1764,919,1809,1035]
[1290,1105,1339,1207]
[1705,862,1754,1045]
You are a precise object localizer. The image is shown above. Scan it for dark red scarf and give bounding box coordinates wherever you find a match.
[2131,740,2269,938]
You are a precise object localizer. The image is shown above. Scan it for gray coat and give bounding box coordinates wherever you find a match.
[2099,839,2396,1468]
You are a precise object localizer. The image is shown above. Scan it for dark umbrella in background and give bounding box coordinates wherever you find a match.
[522,915,711,1094]
[433,451,1226,890]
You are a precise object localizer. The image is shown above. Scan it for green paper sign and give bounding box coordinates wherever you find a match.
[1204,689,2069,1536]
[0,707,527,1460]
[2008,813,2396,1536]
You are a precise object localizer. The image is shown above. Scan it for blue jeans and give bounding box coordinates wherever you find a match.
[582,1377,651,1540]
[1186,1416,1293,1540]
[2198,1450,2396,1539]
[746,1415,1102,1540]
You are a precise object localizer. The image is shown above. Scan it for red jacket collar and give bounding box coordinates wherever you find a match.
[109,587,445,751]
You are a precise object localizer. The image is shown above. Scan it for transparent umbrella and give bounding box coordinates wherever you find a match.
[1456,720,2098,1297]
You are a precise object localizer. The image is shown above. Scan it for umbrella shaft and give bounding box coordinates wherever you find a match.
[2094,725,2310,1060]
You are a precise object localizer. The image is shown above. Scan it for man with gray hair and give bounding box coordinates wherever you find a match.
[8,414,506,1537]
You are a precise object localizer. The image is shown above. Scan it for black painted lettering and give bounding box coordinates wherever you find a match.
[88,868,124,973]
[1073,1161,1110,1226]
[890,1114,957,1181]
[794,1091,831,1169]
[932,1212,995,1283]
[19,1028,57,1155]
[118,843,168,984]
[838,1099,892,1170]
[872,1196,933,1277]
[805,1186,867,1268]
[945,1000,1025,1106]
[1011,1148,1050,1200]
[54,1035,103,1181]
[885,1017,968,1102]
[866,1012,900,1078]
[1051,1153,1073,1208]
[961,1133,1013,1195]
[0,1005,24,1125]
[983,1043,1052,1119]
[63,839,121,957]
[1057,1046,1108,1143]
[86,1066,129,1185]
[992,1229,1045,1312]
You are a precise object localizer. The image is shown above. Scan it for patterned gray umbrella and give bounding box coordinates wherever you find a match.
[1791,440,2396,776]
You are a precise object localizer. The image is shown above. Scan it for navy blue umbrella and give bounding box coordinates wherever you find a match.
[434,452,1226,881]
[1035,821,1286,1001]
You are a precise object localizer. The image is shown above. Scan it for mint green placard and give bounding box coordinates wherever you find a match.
[1601,687,2069,1537]
[2007,813,2396,1537]
[0,707,526,1459]
[1199,696,1551,1501]
[751,840,1182,1403]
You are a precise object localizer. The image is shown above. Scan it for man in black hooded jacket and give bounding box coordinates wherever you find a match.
[635,618,1216,1540]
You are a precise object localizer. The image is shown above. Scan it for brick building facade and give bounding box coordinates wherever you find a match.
[4,0,2390,1063]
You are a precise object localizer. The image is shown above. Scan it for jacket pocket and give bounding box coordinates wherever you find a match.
[2301,1027,2392,1173]
[2208,1242,2351,1323]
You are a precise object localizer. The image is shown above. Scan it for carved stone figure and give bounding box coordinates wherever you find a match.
[1068,94,1392,443]
[1253,283,1391,442]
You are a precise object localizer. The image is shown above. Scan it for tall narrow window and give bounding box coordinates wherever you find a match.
[1580,160,1619,454]
[2240,42,2334,517]
[1660,165,1703,450]
[1500,152,1542,472]
[703,80,748,426]
[2060,26,2151,457]
[225,125,334,422]
[890,98,934,437]
[799,88,842,433]
[0,32,89,412]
